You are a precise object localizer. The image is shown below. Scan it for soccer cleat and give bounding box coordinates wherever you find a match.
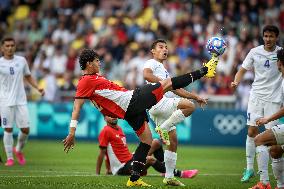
[181,169,199,178]
[126,178,152,187]
[204,55,219,78]
[248,182,271,189]
[155,126,170,146]
[163,177,185,186]
[241,169,255,183]
[5,159,14,166]
[13,147,26,165]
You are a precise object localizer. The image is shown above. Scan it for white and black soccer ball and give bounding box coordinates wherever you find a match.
[206,37,226,56]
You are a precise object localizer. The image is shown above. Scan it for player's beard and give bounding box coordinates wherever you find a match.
[110,119,118,125]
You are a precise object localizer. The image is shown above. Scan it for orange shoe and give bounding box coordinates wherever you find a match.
[249,182,271,189]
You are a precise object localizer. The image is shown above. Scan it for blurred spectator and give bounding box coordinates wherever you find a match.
[0,0,282,109]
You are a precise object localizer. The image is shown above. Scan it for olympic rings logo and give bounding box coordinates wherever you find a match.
[213,114,246,135]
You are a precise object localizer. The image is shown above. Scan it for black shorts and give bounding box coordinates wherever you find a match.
[124,83,163,132]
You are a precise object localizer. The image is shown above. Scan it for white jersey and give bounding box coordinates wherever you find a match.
[242,45,282,103]
[0,55,31,106]
[143,59,179,98]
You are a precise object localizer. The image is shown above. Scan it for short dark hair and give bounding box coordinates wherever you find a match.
[151,39,167,50]
[277,48,284,65]
[263,25,279,37]
[79,49,99,70]
[1,36,15,45]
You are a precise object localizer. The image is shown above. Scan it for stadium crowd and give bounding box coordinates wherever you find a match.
[0,0,283,110]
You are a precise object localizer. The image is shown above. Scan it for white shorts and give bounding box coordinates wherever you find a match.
[149,96,182,131]
[271,125,284,147]
[0,105,30,128]
[247,96,281,129]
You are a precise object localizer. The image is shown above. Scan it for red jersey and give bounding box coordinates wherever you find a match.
[98,125,133,174]
[75,74,133,118]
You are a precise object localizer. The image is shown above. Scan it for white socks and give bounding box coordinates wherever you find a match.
[164,150,177,179]
[256,145,270,184]
[160,109,186,131]
[16,131,28,152]
[3,131,14,160]
[246,135,256,170]
[272,158,284,188]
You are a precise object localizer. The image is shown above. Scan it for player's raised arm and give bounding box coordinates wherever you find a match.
[63,98,85,153]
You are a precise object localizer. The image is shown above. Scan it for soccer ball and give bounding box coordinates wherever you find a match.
[206,37,226,56]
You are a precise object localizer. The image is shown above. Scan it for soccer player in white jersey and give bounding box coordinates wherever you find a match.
[143,39,207,186]
[0,37,44,166]
[231,25,282,187]
[253,48,284,189]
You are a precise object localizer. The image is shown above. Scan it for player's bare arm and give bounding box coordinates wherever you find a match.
[24,75,45,96]
[231,67,247,90]
[96,147,107,175]
[173,89,207,109]
[63,98,85,153]
[256,107,284,126]
[143,68,162,83]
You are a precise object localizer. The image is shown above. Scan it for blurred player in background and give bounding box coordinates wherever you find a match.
[96,115,197,180]
[0,37,45,166]
[253,48,284,189]
[63,49,218,187]
[231,25,282,187]
[143,39,202,186]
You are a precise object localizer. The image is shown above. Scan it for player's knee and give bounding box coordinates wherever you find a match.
[270,145,284,159]
[248,126,258,137]
[146,156,156,165]
[152,139,162,149]
[254,135,262,146]
[4,128,13,133]
[20,128,29,135]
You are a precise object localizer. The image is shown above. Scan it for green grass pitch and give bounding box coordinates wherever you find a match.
[0,140,277,189]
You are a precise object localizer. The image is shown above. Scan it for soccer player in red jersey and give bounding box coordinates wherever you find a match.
[96,116,198,179]
[63,49,218,186]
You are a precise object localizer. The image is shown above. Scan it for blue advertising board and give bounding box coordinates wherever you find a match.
[0,102,252,146]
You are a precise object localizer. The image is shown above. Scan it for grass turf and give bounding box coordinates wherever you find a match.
[0,140,276,189]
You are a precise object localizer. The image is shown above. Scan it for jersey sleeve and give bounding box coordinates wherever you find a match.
[98,127,109,148]
[75,78,95,98]
[143,60,155,71]
[23,57,31,76]
[242,50,254,70]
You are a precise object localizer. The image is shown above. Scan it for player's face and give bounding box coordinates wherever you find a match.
[105,116,118,125]
[263,31,278,50]
[88,58,100,73]
[1,40,16,57]
[152,42,168,61]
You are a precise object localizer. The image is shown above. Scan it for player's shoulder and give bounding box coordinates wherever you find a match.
[250,45,264,53]
[14,55,28,64]
[145,59,159,66]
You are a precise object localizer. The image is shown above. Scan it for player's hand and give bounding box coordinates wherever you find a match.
[38,88,45,96]
[256,118,269,126]
[63,134,75,153]
[196,97,208,110]
[230,81,239,91]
